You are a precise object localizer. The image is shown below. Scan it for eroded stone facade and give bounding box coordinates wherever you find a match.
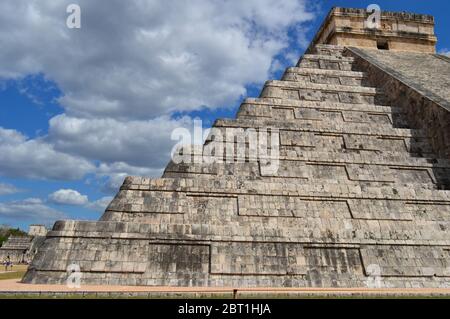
[23,9,450,288]
[0,226,48,264]
[306,8,437,53]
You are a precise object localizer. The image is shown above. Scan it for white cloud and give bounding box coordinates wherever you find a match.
[86,196,114,213]
[48,114,192,168]
[0,198,66,222]
[0,127,95,180]
[48,189,89,206]
[0,183,22,196]
[46,114,191,192]
[48,188,113,212]
[438,49,450,57]
[96,162,164,194]
[0,0,313,120]
[0,0,315,189]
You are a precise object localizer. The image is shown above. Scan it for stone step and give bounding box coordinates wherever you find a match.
[1,237,32,246]
[281,108,409,129]
[28,236,450,287]
[238,98,412,131]
[7,239,31,242]
[311,44,347,56]
[282,67,367,87]
[239,103,405,128]
[105,188,450,224]
[174,136,447,168]
[209,120,440,163]
[104,188,450,234]
[285,67,365,78]
[173,144,442,174]
[263,80,378,94]
[284,133,435,156]
[260,80,385,105]
[167,152,449,180]
[300,54,355,63]
[173,136,440,164]
[232,118,422,155]
[237,104,433,156]
[162,167,446,191]
[34,221,450,276]
[238,98,401,116]
[119,176,450,202]
[223,144,438,162]
[1,240,31,245]
[0,246,29,251]
[214,118,427,139]
[297,54,356,71]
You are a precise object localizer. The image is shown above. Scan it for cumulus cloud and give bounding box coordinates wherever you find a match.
[48,114,193,168]
[86,196,114,213]
[48,189,113,212]
[96,162,164,194]
[438,49,450,57]
[0,0,315,190]
[0,127,95,180]
[0,0,314,119]
[0,198,66,222]
[48,189,89,206]
[0,183,22,196]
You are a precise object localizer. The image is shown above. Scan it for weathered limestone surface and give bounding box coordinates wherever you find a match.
[23,9,450,288]
[0,236,33,264]
[306,7,437,53]
[346,47,450,160]
[0,226,48,264]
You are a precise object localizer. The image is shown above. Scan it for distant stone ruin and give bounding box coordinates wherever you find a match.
[0,225,48,264]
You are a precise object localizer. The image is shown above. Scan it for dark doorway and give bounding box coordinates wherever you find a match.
[377,40,389,50]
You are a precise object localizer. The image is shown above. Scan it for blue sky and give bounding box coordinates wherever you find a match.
[1,0,449,231]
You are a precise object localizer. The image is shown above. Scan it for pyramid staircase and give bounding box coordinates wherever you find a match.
[1,236,32,250]
[23,44,450,288]
[0,236,33,264]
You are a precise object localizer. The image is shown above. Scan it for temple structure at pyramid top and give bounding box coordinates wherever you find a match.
[24,7,450,288]
[307,7,437,53]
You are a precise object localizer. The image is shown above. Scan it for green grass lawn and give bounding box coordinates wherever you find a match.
[0,264,28,281]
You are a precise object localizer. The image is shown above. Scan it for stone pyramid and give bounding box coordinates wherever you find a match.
[23,8,450,288]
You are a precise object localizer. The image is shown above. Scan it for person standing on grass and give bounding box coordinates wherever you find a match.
[5,255,11,271]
